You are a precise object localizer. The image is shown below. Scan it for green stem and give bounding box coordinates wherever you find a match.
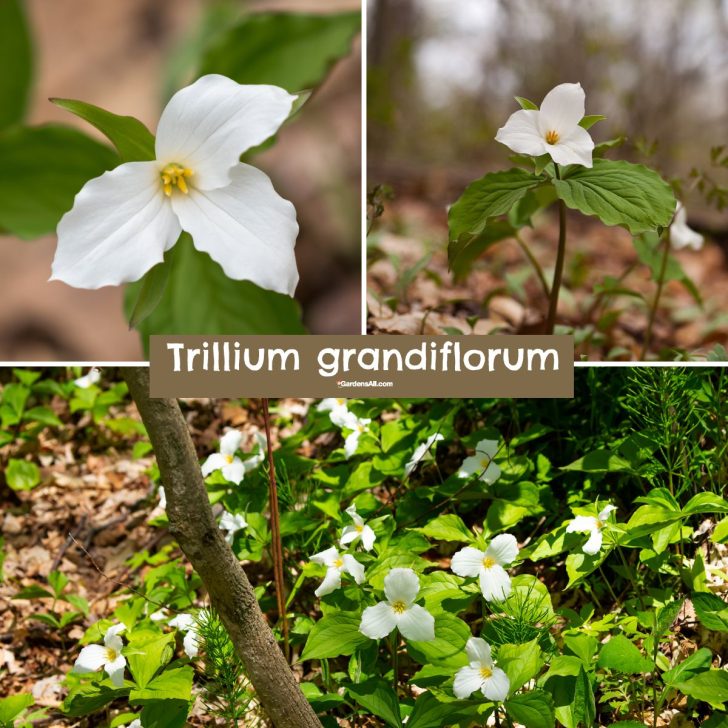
[546,165,567,334]
[514,232,551,301]
[640,229,671,360]
[391,632,399,693]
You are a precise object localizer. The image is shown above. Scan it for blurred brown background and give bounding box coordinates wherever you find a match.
[0,0,362,361]
[369,0,728,213]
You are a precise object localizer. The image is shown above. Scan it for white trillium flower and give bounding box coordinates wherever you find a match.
[496,82,595,168]
[458,439,502,485]
[671,203,704,251]
[219,510,248,544]
[340,504,376,551]
[453,637,510,701]
[359,568,435,642]
[310,546,365,597]
[169,613,201,658]
[149,608,169,622]
[202,430,245,484]
[317,398,350,426]
[566,504,617,555]
[405,433,445,476]
[451,534,519,602]
[51,74,299,295]
[73,623,127,687]
[243,432,268,474]
[339,411,372,459]
[73,367,101,389]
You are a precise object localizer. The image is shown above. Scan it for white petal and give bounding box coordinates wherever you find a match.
[495,109,548,157]
[566,515,598,534]
[51,162,180,289]
[73,644,108,673]
[105,654,127,687]
[345,504,363,526]
[538,82,586,135]
[315,567,342,597]
[105,624,126,640]
[149,608,168,622]
[583,529,603,555]
[457,455,483,479]
[311,546,340,567]
[330,408,353,428]
[183,630,200,658]
[360,525,376,552]
[671,204,704,250]
[384,567,420,605]
[219,510,247,534]
[453,666,486,699]
[157,487,166,510]
[129,721,142,728]
[73,368,101,389]
[342,554,366,584]
[219,430,242,456]
[485,534,519,566]
[169,613,195,632]
[171,163,298,296]
[397,604,435,642]
[340,525,360,546]
[201,453,227,477]
[481,461,502,485]
[479,564,512,602]
[155,74,296,191]
[598,504,617,523]
[482,667,510,702]
[360,602,397,639]
[344,431,361,459]
[451,547,486,578]
[549,126,594,168]
[465,637,493,667]
[475,439,499,458]
[222,458,245,485]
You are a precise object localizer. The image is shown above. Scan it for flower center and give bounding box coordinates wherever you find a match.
[596,520,604,529]
[334,558,344,568]
[105,647,118,662]
[391,600,407,614]
[480,666,493,679]
[355,524,364,533]
[545,130,560,145]
[160,163,193,197]
[224,454,234,464]
[480,457,491,469]
[483,556,496,569]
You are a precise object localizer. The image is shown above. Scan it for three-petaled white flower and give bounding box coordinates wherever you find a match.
[671,203,704,251]
[458,439,502,485]
[566,504,616,555]
[73,623,127,687]
[310,546,365,597]
[496,83,594,168]
[405,433,445,476]
[317,398,350,426]
[451,534,519,602]
[453,637,510,701]
[169,613,201,658]
[340,412,372,459]
[359,568,435,642]
[202,430,246,484]
[340,504,376,551]
[73,367,101,389]
[219,510,248,544]
[51,74,299,294]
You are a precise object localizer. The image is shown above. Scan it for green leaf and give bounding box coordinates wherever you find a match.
[13,584,53,600]
[22,406,63,427]
[505,690,555,728]
[572,666,596,728]
[654,599,684,636]
[448,169,541,240]
[62,680,130,717]
[578,115,606,130]
[417,514,473,543]
[407,692,480,728]
[498,639,544,692]
[596,635,652,674]
[515,96,539,111]
[0,0,32,129]
[683,493,728,516]
[51,98,155,162]
[199,12,360,92]
[713,517,728,544]
[5,458,40,491]
[553,159,675,234]
[561,449,631,473]
[407,613,470,668]
[692,592,728,632]
[346,678,401,727]
[125,631,175,688]
[0,124,118,239]
[125,235,306,347]
[702,712,728,728]
[448,220,516,281]
[673,670,728,708]
[139,700,190,728]
[129,667,193,703]
[127,259,172,330]
[301,612,369,660]
[663,648,712,686]
[0,693,33,723]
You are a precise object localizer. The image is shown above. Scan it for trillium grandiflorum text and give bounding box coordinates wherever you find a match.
[495,82,595,168]
[359,568,435,641]
[451,534,519,602]
[50,74,299,295]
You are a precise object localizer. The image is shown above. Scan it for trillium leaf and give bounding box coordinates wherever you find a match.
[498,639,544,692]
[514,96,539,111]
[553,159,675,234]
[124,235,306,351]
[199,12,361,92]
[596,635,652,674]
[51,98,156,162]
[417,514,473,543]
[406,612,470,667]
[448,220,516,282]
[0,693,34,723]
[505,690,556,728]
[407,692,481,728]
[448,169,541,241]
[0,125,118,239]
[128,666,193,703]
[127,258,173,330]
[139,700,190,728]
[578,114,606,130]
[346,678,402,727]
[0,0,33,130]
[300,612,369,660]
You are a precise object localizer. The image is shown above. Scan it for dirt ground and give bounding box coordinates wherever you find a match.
[0,0,362,360]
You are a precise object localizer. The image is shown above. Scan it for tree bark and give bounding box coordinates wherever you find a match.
[123,367,322,728]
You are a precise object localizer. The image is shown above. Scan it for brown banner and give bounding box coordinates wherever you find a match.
[149,335,574,398]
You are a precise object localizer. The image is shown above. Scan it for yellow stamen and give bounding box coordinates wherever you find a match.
[106,647,118,662]
[480,458,491,469]
[483,556,496,569]
[480,666,493,679]
[160,163,194,197]
[225,454,234,464]
[391,600,407,614]
[334,558,344,568]
[545,130,560,145]
[355,524,364,533]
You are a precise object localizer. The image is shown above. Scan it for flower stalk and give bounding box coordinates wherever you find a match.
[641,228,672,360]
[545,165,567,334]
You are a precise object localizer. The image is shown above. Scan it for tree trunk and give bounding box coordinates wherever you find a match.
[123,368,322,728]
